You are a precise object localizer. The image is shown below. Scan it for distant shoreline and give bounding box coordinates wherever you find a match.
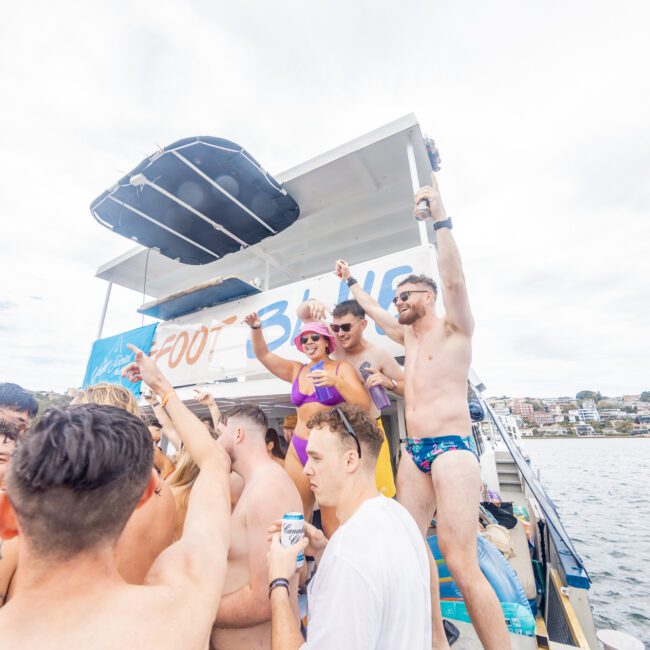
[524,435,649,440]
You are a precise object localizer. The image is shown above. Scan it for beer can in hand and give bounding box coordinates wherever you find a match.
[414,199,431,221]
[281,512,305,568]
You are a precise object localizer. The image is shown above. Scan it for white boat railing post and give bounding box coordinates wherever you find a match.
[96,281,113,340]
[405,141,429,247]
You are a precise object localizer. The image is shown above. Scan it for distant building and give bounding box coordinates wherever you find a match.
[511,402,534,418]
[532,412,555,426]
[482,399,525,441]
[499,415,522,439]
[574,423,599,436]
[578,407,600,422]
[599,409,624,419]
[490,400,511,419]
[569,408,601,422]
[539,426,568,436]
[623,394,640,403]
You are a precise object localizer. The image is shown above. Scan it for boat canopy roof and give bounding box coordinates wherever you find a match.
[91,137,300,265]
[95,114,435,298]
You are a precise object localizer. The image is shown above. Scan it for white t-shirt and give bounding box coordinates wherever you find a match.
[303,495,431,649]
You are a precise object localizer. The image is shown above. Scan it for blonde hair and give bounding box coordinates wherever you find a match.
[74,383,141,418]
[167,424,219,540]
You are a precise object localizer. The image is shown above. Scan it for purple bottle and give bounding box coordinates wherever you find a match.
[311,360,334,403]
[359,361,391,410]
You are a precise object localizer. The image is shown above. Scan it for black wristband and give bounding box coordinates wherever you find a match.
[346,276,358,288]
[251,324,261,330]
[269,577,290,598]
[433,217,453,231]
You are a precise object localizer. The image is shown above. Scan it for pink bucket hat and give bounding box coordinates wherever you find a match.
[294,321,337,354]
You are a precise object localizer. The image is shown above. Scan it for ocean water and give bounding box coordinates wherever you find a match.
[521,438,650,645]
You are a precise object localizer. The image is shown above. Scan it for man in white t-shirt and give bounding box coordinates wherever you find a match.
[267,404,431,649]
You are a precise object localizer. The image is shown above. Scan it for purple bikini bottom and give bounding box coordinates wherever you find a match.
[291,434,309,466]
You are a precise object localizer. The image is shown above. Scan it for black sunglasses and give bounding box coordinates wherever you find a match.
[392,290,429,305]
[335,406,361,458]
[330,322,354,333]
[300,334,322,345]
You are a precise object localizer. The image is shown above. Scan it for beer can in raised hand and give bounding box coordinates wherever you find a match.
[281,512,305,568]
[414,199,431,221]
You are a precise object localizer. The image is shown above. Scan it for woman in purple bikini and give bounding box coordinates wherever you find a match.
[244,313,369,536]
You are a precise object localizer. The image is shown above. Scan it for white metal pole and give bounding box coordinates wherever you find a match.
[405,142,429,247]
[96,281,113,340]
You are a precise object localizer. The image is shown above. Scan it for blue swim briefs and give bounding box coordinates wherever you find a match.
[405,435,478,474]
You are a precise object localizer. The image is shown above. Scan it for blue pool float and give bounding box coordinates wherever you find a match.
[428,534,535,637]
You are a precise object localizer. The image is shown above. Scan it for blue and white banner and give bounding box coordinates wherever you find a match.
[82,323,158,395]
[147,245,438,387]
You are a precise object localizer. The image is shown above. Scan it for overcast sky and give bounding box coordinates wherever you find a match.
[1,0,648,398]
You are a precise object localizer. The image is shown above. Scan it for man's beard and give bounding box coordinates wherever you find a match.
[398,304,424,325]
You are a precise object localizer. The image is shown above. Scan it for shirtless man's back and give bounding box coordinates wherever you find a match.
[211,404,302,650]
[0,348,231,650]
[336,172,511,650]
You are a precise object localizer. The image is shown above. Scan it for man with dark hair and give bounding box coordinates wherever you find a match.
[296,298,404,497]
[0,345,232,649]
[267,404,431,649]
[0,420,19,487]
[334,173,510,649]
[211,401,302,650]
[0,420,20,605]
[0,383,38,433]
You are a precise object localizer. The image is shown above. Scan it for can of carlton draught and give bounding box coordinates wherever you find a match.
[281,512,305,568]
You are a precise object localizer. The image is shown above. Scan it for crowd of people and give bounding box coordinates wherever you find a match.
[0,174,512,649]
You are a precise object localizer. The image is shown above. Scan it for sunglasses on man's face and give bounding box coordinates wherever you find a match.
[335,406,361,458]
[392,290,429,305]
[330,322,354,333]
[300,334,322,345]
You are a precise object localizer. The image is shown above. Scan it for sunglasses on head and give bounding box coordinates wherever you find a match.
[335,406,361,458]
[330,322,354,333]
[300,334,322,345]
[392,290,429,305]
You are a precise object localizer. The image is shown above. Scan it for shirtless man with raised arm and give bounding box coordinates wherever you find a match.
[0,346,231,650]
[297,298,404,496]
[211,403,302,650]
[335,173,511,650]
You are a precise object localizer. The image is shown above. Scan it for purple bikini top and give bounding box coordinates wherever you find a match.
[291,363,345,407]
